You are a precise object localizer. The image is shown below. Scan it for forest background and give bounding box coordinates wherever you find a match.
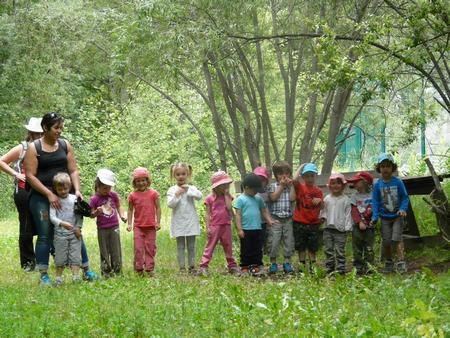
[1,0,449,207]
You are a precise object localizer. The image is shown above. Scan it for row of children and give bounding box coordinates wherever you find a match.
[51,152,409,284]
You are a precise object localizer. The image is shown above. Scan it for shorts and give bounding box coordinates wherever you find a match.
[293,221,320,253]
[54,232,82,267]
[381,217,404,244]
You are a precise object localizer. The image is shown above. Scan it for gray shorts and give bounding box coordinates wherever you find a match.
[381,218,404,244]
[54,233,82,267]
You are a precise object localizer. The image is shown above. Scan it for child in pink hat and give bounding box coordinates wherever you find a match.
[127,167,161,276]
[198,171,239,275]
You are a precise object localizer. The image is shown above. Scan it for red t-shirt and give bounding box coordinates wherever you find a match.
[128,189,160,227]
[293,181,323,225]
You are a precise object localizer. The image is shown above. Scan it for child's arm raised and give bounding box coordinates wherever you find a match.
[167,187,183,208]
[187,185,203,200]
[293,163,306,182]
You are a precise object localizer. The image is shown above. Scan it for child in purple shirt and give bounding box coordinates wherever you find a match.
[198,171,239,275]
[90,169,126,277]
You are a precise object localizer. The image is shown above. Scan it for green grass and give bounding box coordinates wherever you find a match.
[0,214,449,337]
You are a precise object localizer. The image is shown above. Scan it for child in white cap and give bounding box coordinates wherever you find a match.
[89,168,126,277]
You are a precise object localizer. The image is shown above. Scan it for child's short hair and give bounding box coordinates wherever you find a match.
[170,162,192,180]
[272,161,292,177]
[375,153,398,173]
[53,172,71,188]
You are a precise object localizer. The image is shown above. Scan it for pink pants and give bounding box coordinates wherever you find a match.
[200,224,237,269]
[134,227,156,272]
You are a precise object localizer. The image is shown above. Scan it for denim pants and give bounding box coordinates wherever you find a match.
[29,193,52,271]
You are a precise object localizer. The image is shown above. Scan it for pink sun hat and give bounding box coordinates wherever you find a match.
[211,171,233,189]
[132,167,150,180]
[253,166,270,179]
[328,173,347,185]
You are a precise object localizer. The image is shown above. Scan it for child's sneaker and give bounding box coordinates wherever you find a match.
[382,261,394,274]
[197,267,208,276]
[40,274,52,286]
[228,266,240,275]
[188,266,197,274]
[269,263,278,274]
[83,270,98,281]
[54,277,63,287]
[283,262,294,274]
[395,261,407,274]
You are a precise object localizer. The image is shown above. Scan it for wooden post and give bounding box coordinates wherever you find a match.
[424,158,450,242]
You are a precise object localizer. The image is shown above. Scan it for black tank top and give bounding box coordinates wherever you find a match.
[33,139,68,194]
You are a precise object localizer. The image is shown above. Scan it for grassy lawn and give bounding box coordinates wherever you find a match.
[0,211,449,338]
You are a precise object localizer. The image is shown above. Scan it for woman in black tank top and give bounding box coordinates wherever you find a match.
[24,112,85,285]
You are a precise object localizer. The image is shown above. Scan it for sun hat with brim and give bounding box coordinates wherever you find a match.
[97,168,117,186]
[24,117,43,133]
[347,171,373,185]
[253,166,269,179]
[328,173,347,185]
[301,163,318,175]
[242,173,265,193]
[133,167,150,180]
[211,171,233,189]
[377,153,395,164]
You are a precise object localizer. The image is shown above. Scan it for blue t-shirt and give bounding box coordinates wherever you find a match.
[372,176,409,221]
[234,194,266,230]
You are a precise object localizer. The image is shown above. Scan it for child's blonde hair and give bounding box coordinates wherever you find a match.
[170,162,193,180]
[53,172,71,188]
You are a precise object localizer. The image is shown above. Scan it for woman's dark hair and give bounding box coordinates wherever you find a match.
[41,112,64,132]
[375,161,398,173]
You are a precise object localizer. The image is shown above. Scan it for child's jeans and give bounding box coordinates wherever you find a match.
[176,236,196,269]
[240,229,263,267]
[323,228,347,273]
[268,216,294,261]
[134,226,157,272]
[98,225,122,276]
[352,226,375,272]
[200,224,237,269]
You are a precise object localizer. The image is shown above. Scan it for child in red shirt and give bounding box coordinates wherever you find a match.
[127,167,161,276]
[292,163,323,273]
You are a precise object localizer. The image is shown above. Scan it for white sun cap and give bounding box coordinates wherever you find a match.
[24,117,43,133]
[97,168,117,186]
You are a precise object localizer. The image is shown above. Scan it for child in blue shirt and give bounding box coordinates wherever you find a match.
[371,153,409,273]
[234,173,276,275]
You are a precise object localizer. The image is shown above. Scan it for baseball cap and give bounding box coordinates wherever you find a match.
[328,173,347,185]
[97,168,117,186]
[24,117,43,133]
[211,171,233,189]
[253,166,269,179]
[347,171,373,185]
[301,163,318,175]
[377,153,395,164]
[242,173,265,193]
[132,167,150,180]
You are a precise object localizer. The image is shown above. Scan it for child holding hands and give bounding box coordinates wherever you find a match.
[90,169,126,277]
[198,171,239,275]
[320,173,352,275]
[167,163,202,273]
[127,167,161,276]
[49,173,83,285]
[234,173,277,275]
[348,171,375,275]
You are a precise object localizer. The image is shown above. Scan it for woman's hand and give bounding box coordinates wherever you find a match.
[48,192,61,210]
[75,190,84,201]
[74,228,82,239]
[14,172,26,182]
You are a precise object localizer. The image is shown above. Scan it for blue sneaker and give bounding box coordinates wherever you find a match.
[269,263,278,274]
[283,262,294,274]
[40,274,51,286]
[83,270,98,281]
